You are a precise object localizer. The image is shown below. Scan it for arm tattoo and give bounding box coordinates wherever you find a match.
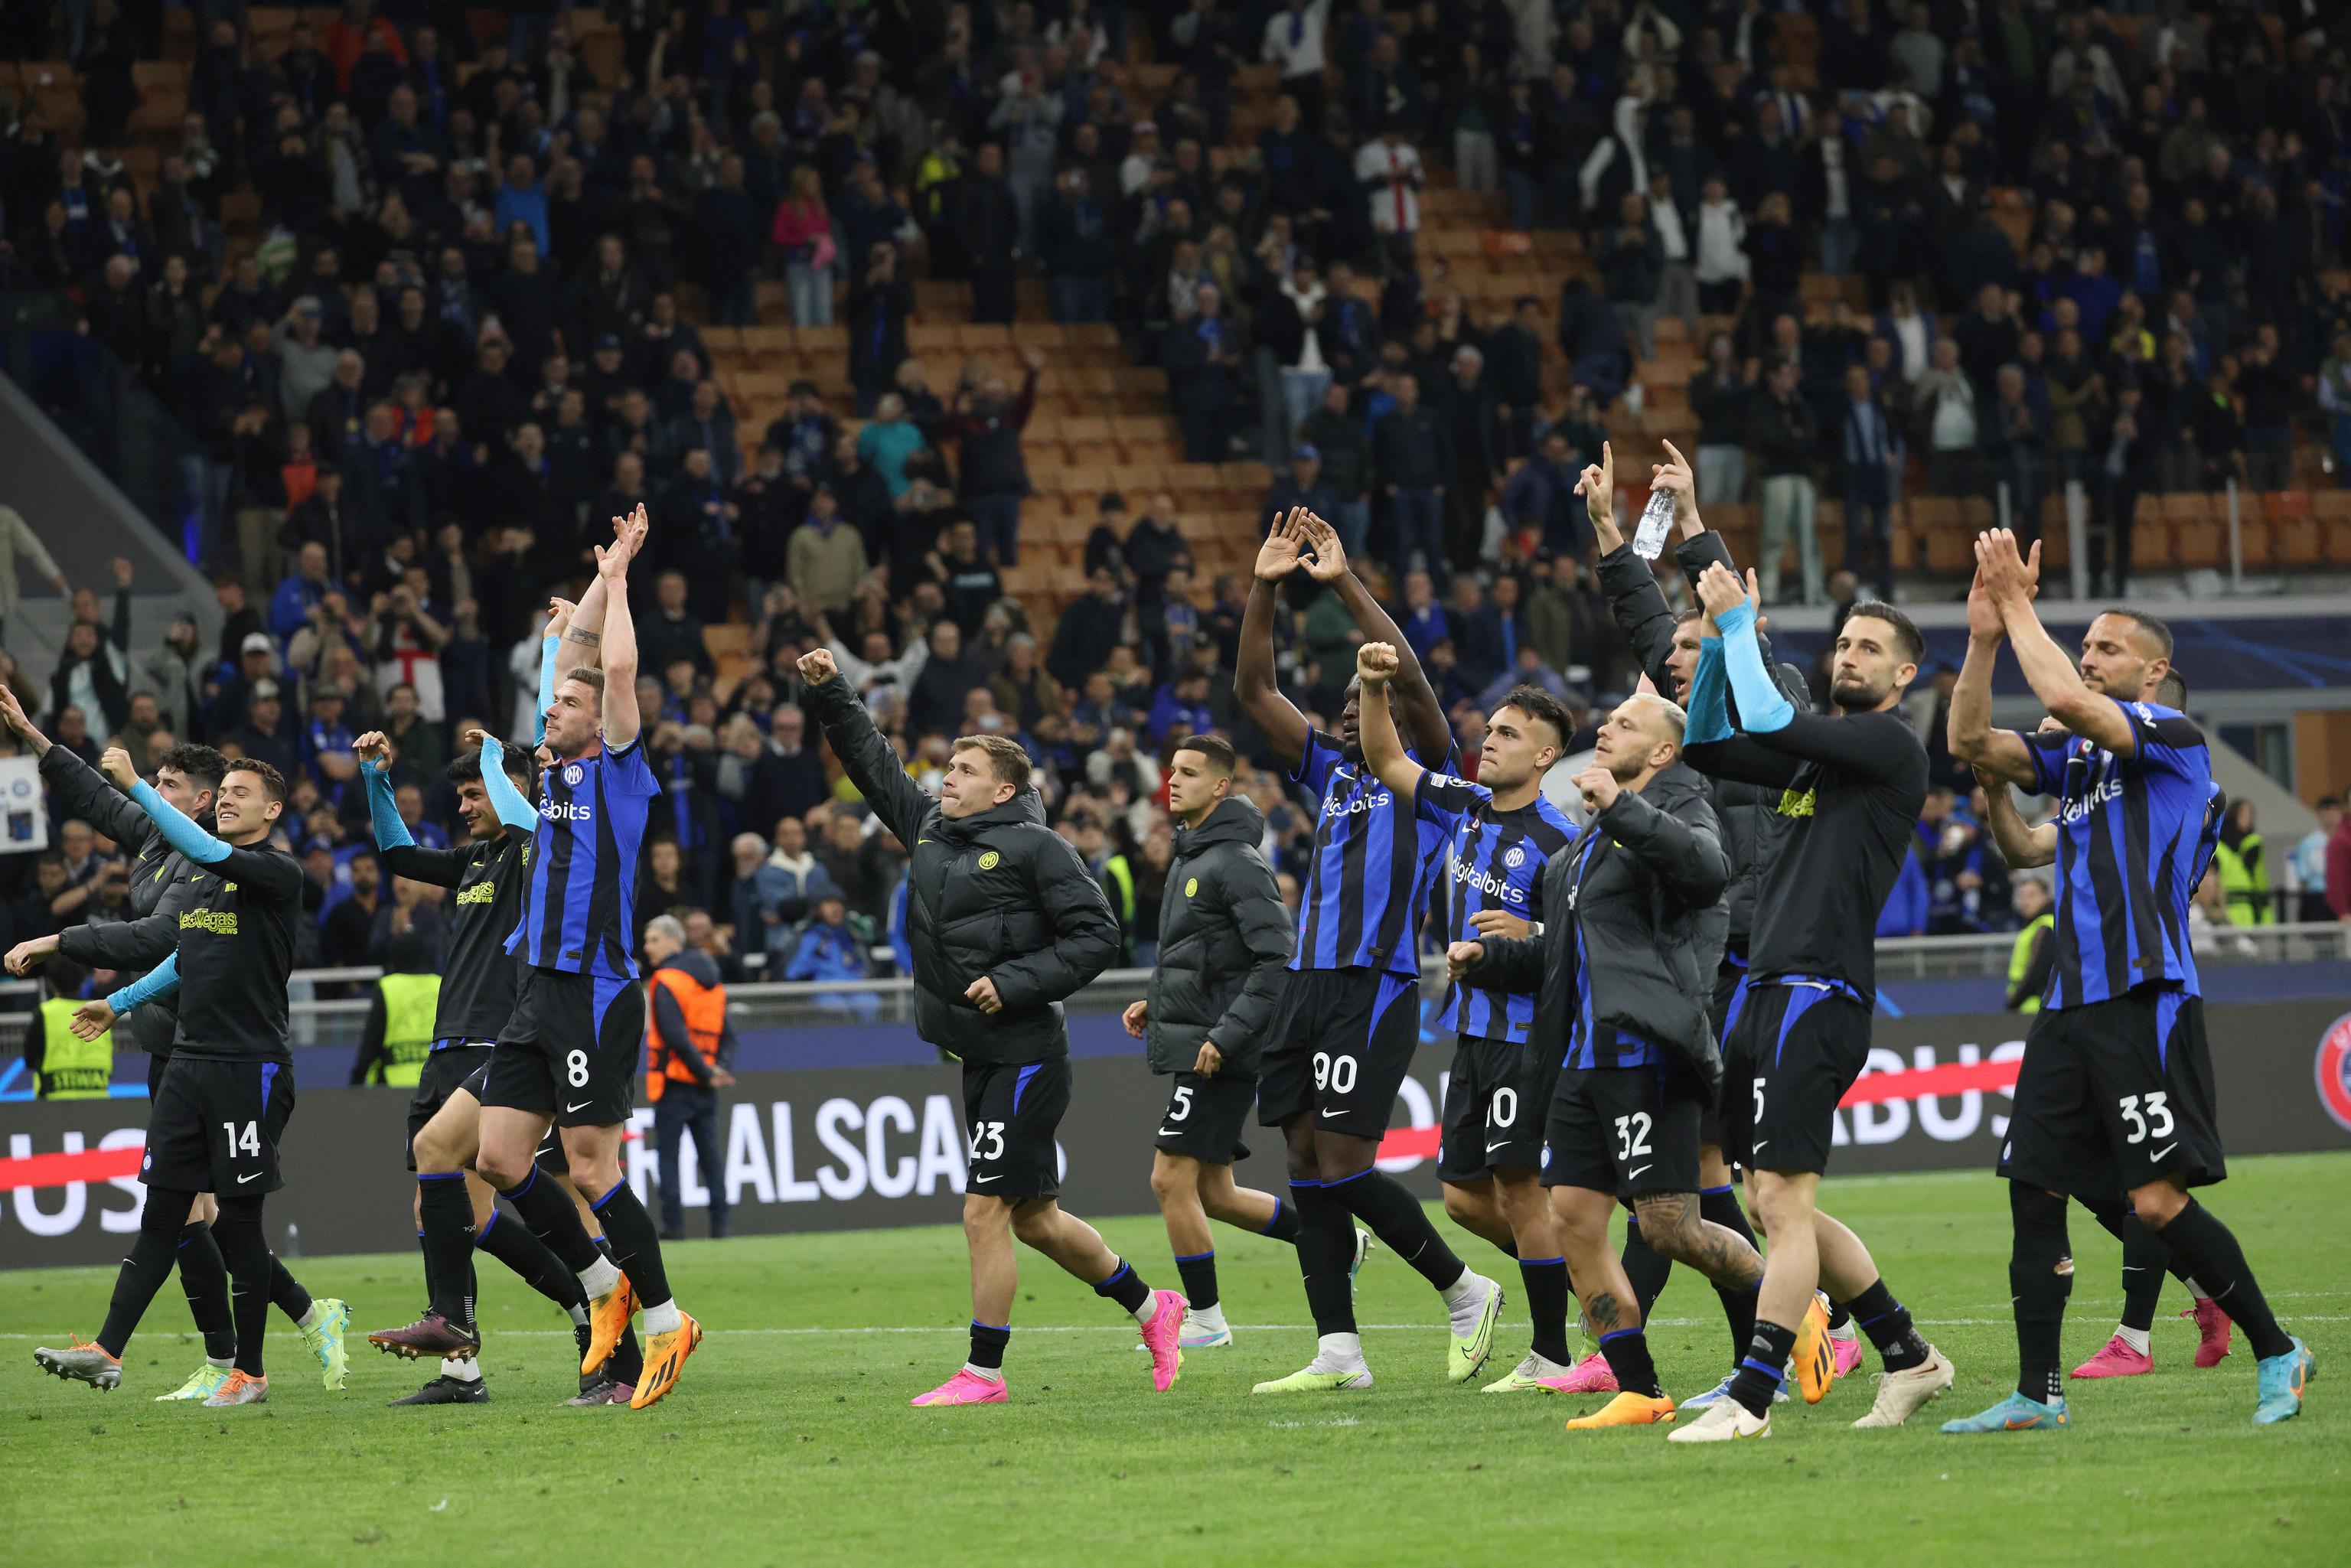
[566,629,602,647]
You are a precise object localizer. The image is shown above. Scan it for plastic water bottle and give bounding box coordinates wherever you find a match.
[283,1221,302,1260]
[1631,487,1678,560]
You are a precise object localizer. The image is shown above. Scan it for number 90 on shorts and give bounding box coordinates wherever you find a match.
[1258,969,1423,1141]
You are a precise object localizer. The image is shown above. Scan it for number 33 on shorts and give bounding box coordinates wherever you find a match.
[2117,1091,2173,1144]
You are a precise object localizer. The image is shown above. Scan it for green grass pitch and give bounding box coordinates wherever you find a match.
[5,1155,2346,1567]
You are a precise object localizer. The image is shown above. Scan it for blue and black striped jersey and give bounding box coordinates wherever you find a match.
[1558,832,1663,1070]
[1414,771,1578,1041]
[1287,728,1451,979]
[507,735,660,980]
[2024,699,2209,1009]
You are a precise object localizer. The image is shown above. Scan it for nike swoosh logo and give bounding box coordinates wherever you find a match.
[1321,1108,1348,1119]
[236,1172,262,1184]
[970,1173,1001,1185]
[2150,1143,2177,1162]
[1156,1127,1183,1138]
[1753,1139,1769,1152]
[566,1100,592,1113]
[2004,1417,2037,1430]
[1627,1165,1651,1181]
[1485,1141,1510,1153]
[918,839,934,846]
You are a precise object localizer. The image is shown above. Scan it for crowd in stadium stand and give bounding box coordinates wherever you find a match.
[2,0,2347,987]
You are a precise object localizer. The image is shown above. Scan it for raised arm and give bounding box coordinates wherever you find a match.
[14,687,152,847]
[1237,508,1314,774]
[533,597,573,747]
[1299,512,1449,761]
[598,518,644,751]
[1352,642,1427,800]
[1681,631,1805,790]
[1977,529,2137,756]
[107,748,291,891]
[469,731,541,835]
[1946,566,2040,786]
[796,648,934,844]
[1694,563,1917,783]
[558,507,642,680]
[1976,764,2056,869]
[353,732,460,887]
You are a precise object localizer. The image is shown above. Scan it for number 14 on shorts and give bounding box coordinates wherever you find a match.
[222,1120,260,1156]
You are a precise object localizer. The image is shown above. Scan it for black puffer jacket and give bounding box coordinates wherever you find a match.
[1470,761,1730,1099]
[42,746,215,1058]
[1145,795,1291,1078]
[809,674,1118,1066]
[1598,530,1811,951]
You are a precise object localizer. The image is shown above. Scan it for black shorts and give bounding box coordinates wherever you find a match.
[481,967,646,1127]
[1541,1061,1705,1198]
[142,1057,295,1195]
[405,1044,495,1171]
[1438,1034,1547,1179]
[1153,1071,1256,1165]
[145,1051,171,1097]
[1720,979,1872,1176]
[2000,986,2224,1197]
[1704,960,1754,1148]
[964,1057,1069,1200]
[1259,969,1420,1139]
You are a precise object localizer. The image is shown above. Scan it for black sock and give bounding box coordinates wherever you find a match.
[2010,1183,2073,1403]
[1598,1327,1662,1397]
[268,1254,312,1324]
[178,1221,236,1361]
[1519,1257,1573,1366]
[1727,1318,1796,1417]
[1846,1278,1929,1373]
[497,1165,602,1273]
[590,1178,674,1307]
[1293,1181,1358,1336]
[1092,1258,1153,1316]
[1619,1214,1674,1320]
[1328,1169,1463,1289]
[2085,1199,2191,1331]
[592,1237,645,1383]
[1258,1196,1301,1245]
[2148,1198,2293,1359]
[969,1319,1011,1373]
[1717,1280,1761,1367]
[1700,1184,1760,1250]
[417,1172,478,1331]
[211,1195,274,1378]
[99,1188,194,1358]
[1824,1298,1853,1332]
[478,1206,590,1313]
[1174,1251,1219,1311]
[415,1229,432,1316]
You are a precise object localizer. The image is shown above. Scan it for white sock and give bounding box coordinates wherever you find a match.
[961,1362,1004,1384]
[1316,1332,1365,1367]
[579,1256,622,1298]
[642,1298,682,1335]
[207,1356,235,1371]
[1191,1302,1228,1330]
[442,1358,482,1383]
[1130,1292,1161,1327]
[1828,1317,1860,1342]
[295,1303,322,1331]
[1440,1267,1482,1311]
[2115,1325,2150,1356]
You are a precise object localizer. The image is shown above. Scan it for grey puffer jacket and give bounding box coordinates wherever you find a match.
[1597,530,1811,951]
[1145,794,1292,1078]
[42,746,216,1058]
[1470,761,1731,1098]
[809,673,1119,1066]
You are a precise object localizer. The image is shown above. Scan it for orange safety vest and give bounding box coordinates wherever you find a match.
[644,963,728,1103]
